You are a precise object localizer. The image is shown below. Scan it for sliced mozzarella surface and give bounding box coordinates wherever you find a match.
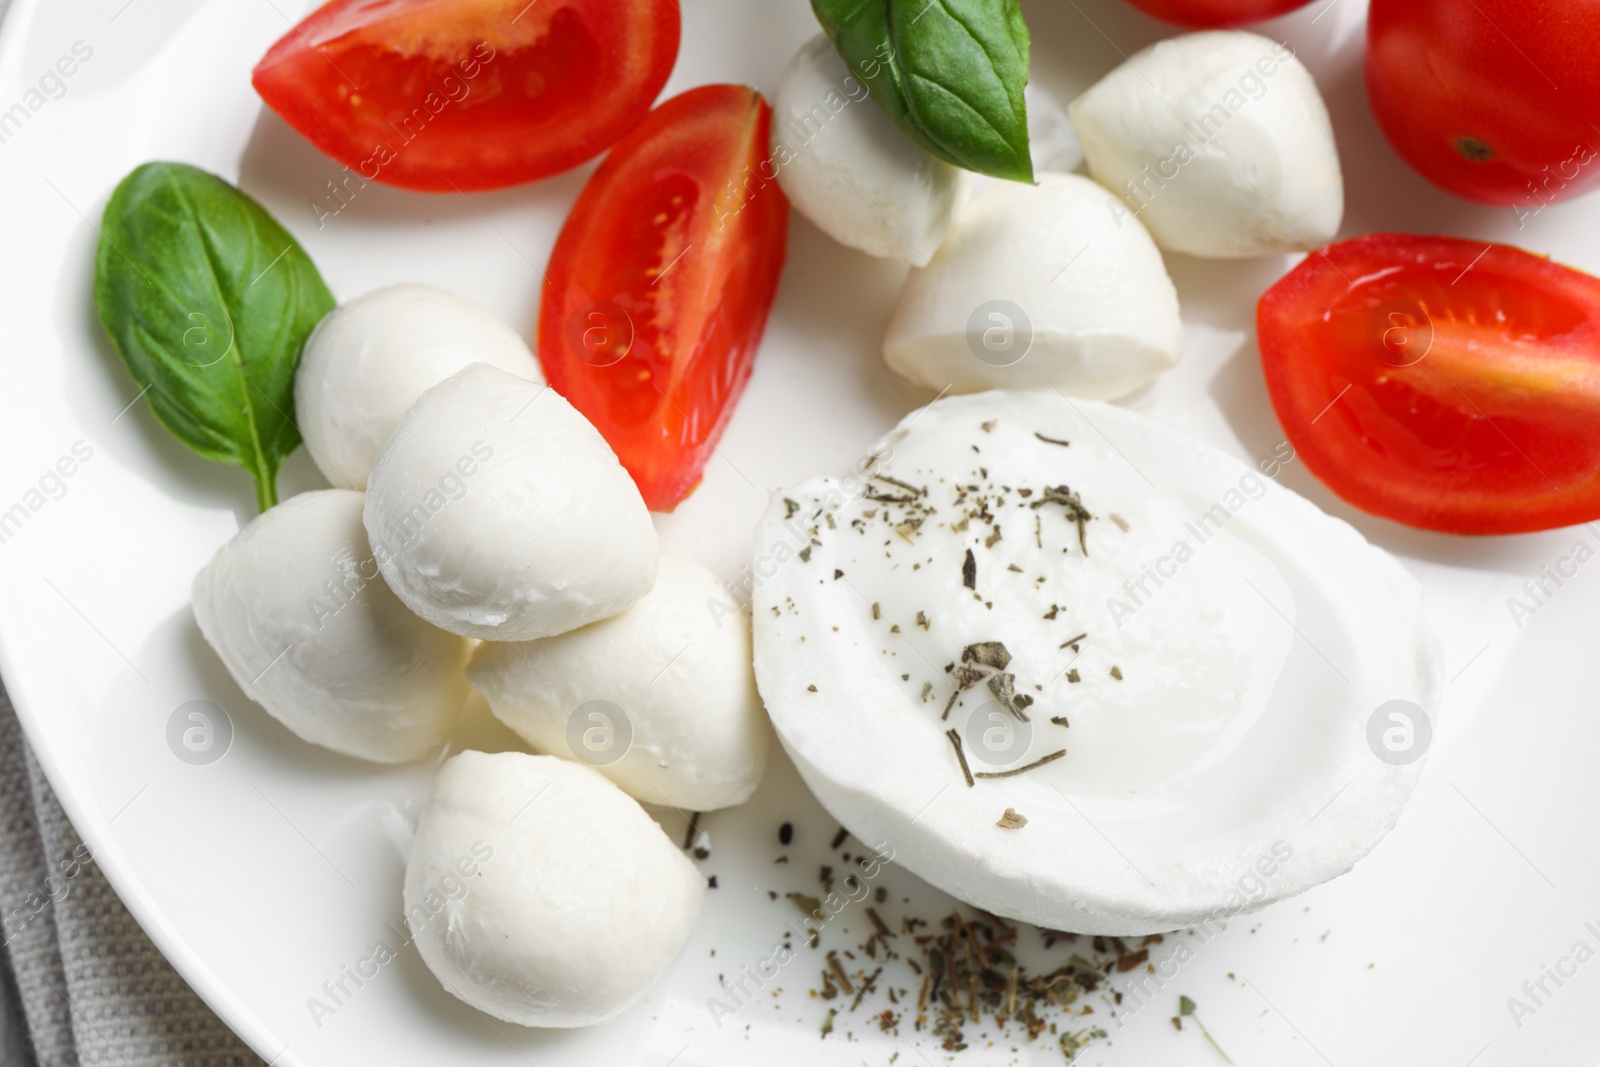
[405,751,705,1028]
[752,392,1440,934]
[364,363,658,642]
[1070,31,1343,258]
[467,554,769,811]
[884,173,1181,400]
[192,489,469,763]
[295,284,542,489]
[772,35,970,267]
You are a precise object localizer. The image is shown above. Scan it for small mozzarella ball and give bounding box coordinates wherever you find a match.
[295,284,542,489]
[364,363,658,642]
[191,489,469,762]
[772,35,969,267]
[1070,31,1343,258]
[406,751,705,1028]
[468,555,768,811]
[883,172,1181,399]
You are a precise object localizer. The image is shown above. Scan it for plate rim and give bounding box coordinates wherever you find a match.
[0,0,292,1058]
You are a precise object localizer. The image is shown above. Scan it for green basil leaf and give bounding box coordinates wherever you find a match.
[94,162,335,512]
[813,0,1033,183]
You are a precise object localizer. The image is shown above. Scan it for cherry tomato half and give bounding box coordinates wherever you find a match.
[252,0,680,192]
[1123,0,1313,28]
[1367,0,1600,208]
[1258,234,1600,535]
[537,85,789,512]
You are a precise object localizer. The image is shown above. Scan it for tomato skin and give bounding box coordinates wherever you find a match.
[1258,233,1600,535]
[537,85,789,512]
[1122,0,1313,28]
[252,0,680,192]
[1367,0,1600,208]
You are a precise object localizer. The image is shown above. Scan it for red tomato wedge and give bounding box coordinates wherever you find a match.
[1123,0,1313,28]
[537,84,789,512]
[252,0,680,192]
[1258,234,1600,535]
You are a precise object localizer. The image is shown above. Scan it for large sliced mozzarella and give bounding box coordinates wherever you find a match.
[406,751,705,1027]
[772,35,970,267]
[364,363,658,642]
[752,392,1440,934]
[1070,32,1343,258]
[883,173,1181,400]
[467,554,769,811]
[192,489,469,763]
[295,284,542,489]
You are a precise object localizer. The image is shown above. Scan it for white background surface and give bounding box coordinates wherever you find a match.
[0,0,1596,1064]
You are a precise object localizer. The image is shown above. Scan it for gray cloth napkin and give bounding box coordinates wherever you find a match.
[0,695,263,1066]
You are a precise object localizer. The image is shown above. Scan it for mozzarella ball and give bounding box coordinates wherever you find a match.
[295,284,542,489]
[772,35,969,267]
[884,172,1181,399]
[405,751,705,1027]
[1070,32,1343,258]
[468,555,768,811]
[364,363,658,642]
[191,489,469,763]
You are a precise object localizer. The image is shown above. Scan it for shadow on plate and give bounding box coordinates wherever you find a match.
[21,0,213,101]
[235,107,595,238]
[1024,0,1170,98]
[764,213,926,421]
[1165,252,1291,333]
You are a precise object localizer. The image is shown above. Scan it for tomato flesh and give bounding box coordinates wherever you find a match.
[537,85,789,512]
[1123,0,1313,28]
[1258,234,1600,534]
[1366,0,1600,207]
[252,0,680,192]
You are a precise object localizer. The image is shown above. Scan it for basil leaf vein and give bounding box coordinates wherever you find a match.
[94,162,334,511]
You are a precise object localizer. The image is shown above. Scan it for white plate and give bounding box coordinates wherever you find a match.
[2,0,1598,1064]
